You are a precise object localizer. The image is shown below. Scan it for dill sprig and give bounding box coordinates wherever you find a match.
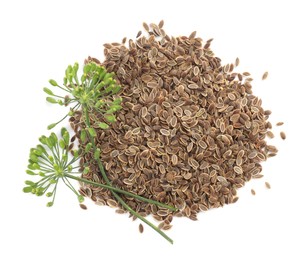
[24,62,177,244]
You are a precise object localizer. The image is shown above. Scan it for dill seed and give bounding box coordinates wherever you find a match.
[139,223,144,233]
[136,31,142,38]
[79,204,87,210]
[251,189,256,196]
[262,71,269,80]
[280,131,286,140]
[276,122,284,126]
[75,21,282,232]
[265,182,271,189]
[235,57,240,67]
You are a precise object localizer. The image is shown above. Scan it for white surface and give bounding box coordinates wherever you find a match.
[0,0,307,259]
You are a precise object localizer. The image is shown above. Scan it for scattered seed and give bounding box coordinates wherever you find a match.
[262,71,268,80]
[79,204,87,210]
[235,57,240,67]
[265,182,271,189]
[276,122,284,126]
[139,223,144,233]
[280,131,286,140]
[251,189,256,196]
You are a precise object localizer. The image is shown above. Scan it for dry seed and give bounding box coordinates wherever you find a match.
[266,131,274,139]
[171,154,178,165]
[158,20,164,29]
[251,189,256,196]
[160,129,170,136]
[234,166,243,174]
[265,182,271,189]
[262,71,269,80]
[142,22,149,31]
[280,131,286,140]
[139,223,144,233]
[79,204,87,210]
[235,57,240,67]
[136,31,142,38]
[189,31,197,39]
[276,122,284,126]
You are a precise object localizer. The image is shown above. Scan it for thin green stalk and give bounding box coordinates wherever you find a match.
[83,106,174,244]
[65,173,176,211]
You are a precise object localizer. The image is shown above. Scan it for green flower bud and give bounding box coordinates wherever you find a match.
[85,143,92,153]
[43,87,54,96]
[112,85,121,94]
[113,97,122,105]
[67,165,73,172]
[39,172,45,177]
[61,127,68,137]
[83,64,91,74]
[63,132,69,145]
[46,97,57,104]
[49,179,57,184]
[99,123,109,129]
[59,139,66,149]
[83,167,89,174]
[46,192,53,197]
[47,123,57,130]
[39,135,48,145]
[30,154,39,163]
[94,148,101,160]
[23,186,32,193]
[25,180,35,186]
[78,195,84,203]
[62,154,68,162]
[63,77,68,85]
[73,150,79,159]
[48,155,54,163]
[80,130,86,143]
[105,114,116,123]
[26,170,37,175]
[35,187,44,196]
[33,163,40,170]
[49,79,58,86]
[27,164,36,170]
[33,148,43,156]
[73,62,79,73]
[87,127,96,137]
[46,202,53,207]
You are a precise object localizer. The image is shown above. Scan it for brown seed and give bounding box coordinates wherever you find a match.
[136,31,142,38]
[160,129,170,136]
[139,223,144,233]
[158,20,164,29]
[266,131,274,139]
[276,122,284,126]
[251,189,256,196]
[142,22,149,31]
[189,31,197,39]
[79,204,87,210]
[262,71,268,80]
[235,57,240,67]
[265,182,271,189]
[280,131,286,140]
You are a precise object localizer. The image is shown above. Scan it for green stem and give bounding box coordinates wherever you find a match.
[82,106,174,244]
[65,173,176,211]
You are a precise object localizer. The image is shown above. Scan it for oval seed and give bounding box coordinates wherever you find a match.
[280,131,286,140]
[262,71,268,80]
[139,223,144,233]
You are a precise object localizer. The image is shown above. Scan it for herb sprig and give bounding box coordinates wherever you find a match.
[24,62,177,244]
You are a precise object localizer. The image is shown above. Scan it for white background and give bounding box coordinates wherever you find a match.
[0,0,307,259]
